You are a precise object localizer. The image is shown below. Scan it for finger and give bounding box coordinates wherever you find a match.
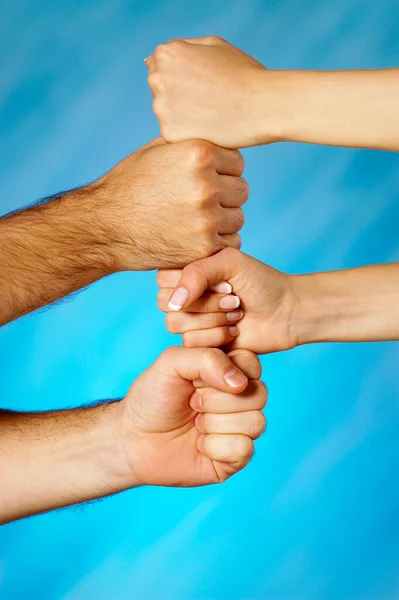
[159,289,240,313]
[196,410,266,440]
[190,380,267,414]
[226,350,262,380]
[166,309,243,333]
[161,346,248,393]
[198,433,254,467]
[157,270,231,295]
[171,36,226,46]
[218,176,249,208]
[213,148,245,176]
[157,269,182,289]
[183,325,239,348]
[166,248,242,311]
[144,55,156,74]
[219,233,242,250]
[219,208,244,235]
[191,351,262,390]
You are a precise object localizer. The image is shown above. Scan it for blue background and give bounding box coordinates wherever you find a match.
[1,1,399,598]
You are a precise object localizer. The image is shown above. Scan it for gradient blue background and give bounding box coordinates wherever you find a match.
[1,1,399,598]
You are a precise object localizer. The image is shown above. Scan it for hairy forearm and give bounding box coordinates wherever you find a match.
[0,183,117,326]
[0,401,135,524]
[258,69,399,151]
[292,263,399,345]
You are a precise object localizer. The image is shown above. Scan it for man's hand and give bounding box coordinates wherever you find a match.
[0,346,266,523]
[0,137,247,325]
[119,346,267,487]
[99,137,247,270]
[146,37,271,149]
[157,248,297,354]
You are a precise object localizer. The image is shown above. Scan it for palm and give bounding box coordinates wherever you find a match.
[121,365,237,487]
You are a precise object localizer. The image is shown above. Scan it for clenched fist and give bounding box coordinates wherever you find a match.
[146,37,271,149]
[97,137,247,270]
[157,248,296,354]
[118,346,267,487]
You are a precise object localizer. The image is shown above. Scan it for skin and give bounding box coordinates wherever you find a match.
[157,248,399,352]
[0,347,267,524]
[146,36,399,151]
[0,137,247,326]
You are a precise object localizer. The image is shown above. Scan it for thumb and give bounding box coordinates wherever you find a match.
[167,248,241,311]
[143,55,156,73]
[161,346,248,394]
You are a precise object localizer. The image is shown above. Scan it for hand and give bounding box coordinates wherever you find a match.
[95,137,247,270]
[146,36,272,148]
[157,248,297,354]
[118,346,267,487]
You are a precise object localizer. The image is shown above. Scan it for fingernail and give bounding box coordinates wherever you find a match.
[168,287,189,311]
[143,56,150,63]
[212,282,232,294]
[191,390,202,409]
[226,309,243,322]
[224,368,247,388]
[229,326,239,337]
[219,295,240,310]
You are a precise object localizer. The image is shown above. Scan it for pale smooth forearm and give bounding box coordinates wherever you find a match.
[0,402,135,524]
[292,263,399,345]
[0,183,117,326]
[257,69,399,151]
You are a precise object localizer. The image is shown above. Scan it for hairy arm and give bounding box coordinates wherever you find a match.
[0,184,116,326]
[0,401,134,524]
[0,136,246,326]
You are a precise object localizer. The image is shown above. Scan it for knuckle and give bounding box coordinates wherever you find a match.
[193,181,217,205]
[166,312,184,334]
[224,234,242,250]
[256,381,268,409]
[220,246,240,263]
[184,260,207,284]
[159,121,179,143]
[237,177,249,201]
[182,331,197,348]
[185,140,214,168]
[250,411,266,439]
[238,436,254,459]
[236,151,245,175]
[154,42,172,60]
[197,213,217,239]
[157,289,167,311]
[235,208,245,231]
[161,346,179,362]
[201,237,219,258]
[152,97,165,117]
[234,235,242,249]
[148,73,164,92]
[204,347,224,370]
[206,35,224,44]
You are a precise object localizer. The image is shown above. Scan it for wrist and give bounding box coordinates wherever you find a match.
[90,174,149,272]
[250,69,293,146]
[90,401,140,492]
[290,271,361,346]
[48,181,121,276]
